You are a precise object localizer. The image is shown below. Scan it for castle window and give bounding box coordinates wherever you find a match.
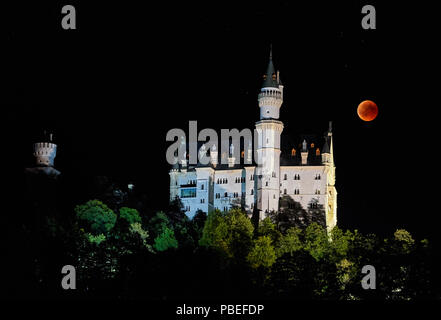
[201,184,204,190]
[251,189,254,195]
[284,189,287,194]
[284,174,287,180]
[224,192,228,197]
[273,194,276,199]
[291,148,296,156]
[316,148,320,156]
[311,143,315,148]
[200,198,205,203]
[241,150,245,158]
[265,182,268,187]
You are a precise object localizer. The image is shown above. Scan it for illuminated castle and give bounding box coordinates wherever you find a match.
[169,48,337,231]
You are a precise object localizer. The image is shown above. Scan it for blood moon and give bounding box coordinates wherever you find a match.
[357,100,378,121]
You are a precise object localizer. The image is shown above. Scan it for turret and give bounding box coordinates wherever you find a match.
[33,132,57,167]
[301,140,308,165]
[210,144,218,167]
[322,121,334,165]
[258,46,283,120]
[228,143,235,168]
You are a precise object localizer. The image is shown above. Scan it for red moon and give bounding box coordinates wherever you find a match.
[357,100,378,121]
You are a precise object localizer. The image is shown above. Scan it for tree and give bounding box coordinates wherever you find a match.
[257,217,281,243]
[149,211,170,240]
[75,200,117,235]
[329,226,354,261]
[154,227,178,252]
[199,209,229,254]
[119,207,142,225]
[199,209,254,261]
[392,229,415,254]
[304,222,329,261]
[275,227,303,258]
[247,236,276,269]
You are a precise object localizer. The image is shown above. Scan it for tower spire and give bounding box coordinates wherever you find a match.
[262,44,278,88]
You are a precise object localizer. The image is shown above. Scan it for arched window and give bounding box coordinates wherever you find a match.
[284,174,287,180]
[251,189,254,195]
[311,143,315,148]
[284,189,287,194]
[241,150,245,158]
[291,148,296,156]
[224,192,228,197]
[316,148,320,156]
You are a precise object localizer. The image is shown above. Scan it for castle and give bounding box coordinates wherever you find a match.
[169,48,337,231]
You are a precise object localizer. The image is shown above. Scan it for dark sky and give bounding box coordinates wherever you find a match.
[3,1,440,242]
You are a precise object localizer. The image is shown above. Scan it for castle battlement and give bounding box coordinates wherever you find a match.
[33,142,57,167]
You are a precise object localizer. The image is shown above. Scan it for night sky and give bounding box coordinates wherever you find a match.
[4,1,440,244]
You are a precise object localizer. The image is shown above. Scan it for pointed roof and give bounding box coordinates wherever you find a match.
[262,45,279,88]
[322,138,330,154]
[322,121,333,154]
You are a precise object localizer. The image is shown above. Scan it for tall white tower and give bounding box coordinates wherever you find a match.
[255,46,284,218]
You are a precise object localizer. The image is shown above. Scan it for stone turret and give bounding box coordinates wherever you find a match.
[33,132,57,167]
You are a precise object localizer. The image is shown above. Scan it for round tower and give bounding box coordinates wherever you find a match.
[258,47,283,120]
[33,132,57,167]
[256,46,284,217]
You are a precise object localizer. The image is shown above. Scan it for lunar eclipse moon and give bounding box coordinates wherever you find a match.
[357,100,378,121]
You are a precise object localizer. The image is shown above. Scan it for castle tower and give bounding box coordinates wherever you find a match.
[322,121,337,231]
[33,132,57,167]
[255,46,284,218]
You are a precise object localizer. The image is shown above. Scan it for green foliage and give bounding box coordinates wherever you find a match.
[247,236,276,269]
[154,226,178,251]
[199,209,229,251]
[199,208,254,260]
[258,217,281,243]
[149,211,170,239]
[329,227,355,261]
[65,199,436,299]
[87,233,106,245]
[275,227,303,258]
[75,200,117,235]
[119,207,142,225]
[130,222,154,252]
[304,223,329,261]
[393,229,415,254]
[224,208,254,259]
